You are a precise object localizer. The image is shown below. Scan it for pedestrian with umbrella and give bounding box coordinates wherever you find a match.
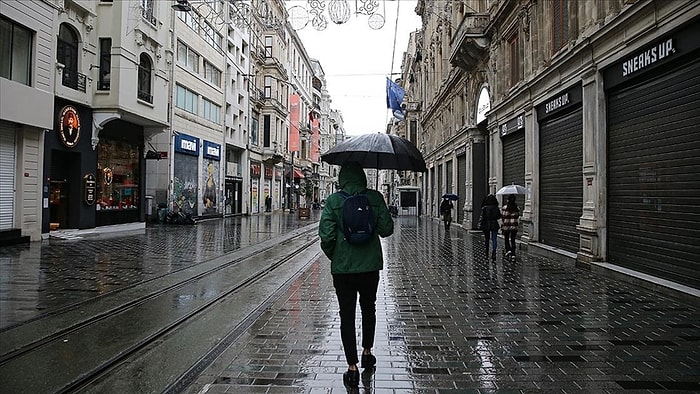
[319,134,426,388]
[440,193,458,230]
[501,194,520,260]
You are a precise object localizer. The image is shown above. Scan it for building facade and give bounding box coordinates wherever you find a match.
[413,0,700,289]
[1,0,56,243]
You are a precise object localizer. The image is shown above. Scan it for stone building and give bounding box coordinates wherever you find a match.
[414,0,699,289]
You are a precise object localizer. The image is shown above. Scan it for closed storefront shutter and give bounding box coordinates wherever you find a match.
[539,110,583,253]
[502,131,525,235]
[0,122,16,230]
[607,60,700,288]
[457,155,466,223]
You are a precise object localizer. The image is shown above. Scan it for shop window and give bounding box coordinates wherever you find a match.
[0,16,32,86]
[137,53,152,102]
[97,140,140,211]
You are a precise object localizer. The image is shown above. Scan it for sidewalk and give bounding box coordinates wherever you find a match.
[187,216,700,393]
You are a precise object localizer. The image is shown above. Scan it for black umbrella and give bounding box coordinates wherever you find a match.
[442,193,459,200]
[321,133,427,172]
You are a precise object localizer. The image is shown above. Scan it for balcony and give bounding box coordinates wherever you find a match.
[250,87,264,107]
[62,69,87,92]
[449,13,490,71]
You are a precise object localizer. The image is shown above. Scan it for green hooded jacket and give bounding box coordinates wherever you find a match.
[318,163,394,274]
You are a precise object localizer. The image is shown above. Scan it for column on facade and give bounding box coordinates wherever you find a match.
[577,67,606,263]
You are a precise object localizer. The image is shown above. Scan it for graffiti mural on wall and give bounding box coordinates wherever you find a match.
[173,153,198,216]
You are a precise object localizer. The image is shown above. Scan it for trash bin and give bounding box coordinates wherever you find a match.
[157,203,168,223]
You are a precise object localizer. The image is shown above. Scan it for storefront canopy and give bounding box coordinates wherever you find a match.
[285,169,305,179]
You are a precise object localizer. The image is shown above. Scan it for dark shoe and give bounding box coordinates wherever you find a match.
[343,369,360,388]
[361,353,376,369]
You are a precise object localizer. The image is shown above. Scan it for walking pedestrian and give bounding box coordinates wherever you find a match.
[318,162,394,388]
[440,197,454,230]
[478,194,501,260]
[501,194,519,259]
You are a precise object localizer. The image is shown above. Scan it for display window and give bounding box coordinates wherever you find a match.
[96,140,140,210]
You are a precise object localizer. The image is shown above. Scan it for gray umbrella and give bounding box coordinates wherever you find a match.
[321,133,427,172]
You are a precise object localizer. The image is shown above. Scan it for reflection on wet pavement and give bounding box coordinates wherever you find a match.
[189,216,700,393]
[0,214,318,329]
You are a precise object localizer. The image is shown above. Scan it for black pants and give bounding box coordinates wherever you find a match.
[333,271,380,366]
[442,212,452,228]
[503,230,517,253]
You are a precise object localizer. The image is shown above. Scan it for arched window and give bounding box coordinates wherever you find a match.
[57,23,83,91]
[137,53,152,103]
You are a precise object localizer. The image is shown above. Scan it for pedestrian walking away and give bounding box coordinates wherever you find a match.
[318,162,394,389]
[440,197,454,230]
[478,194,501,260]
[501,194,519,260]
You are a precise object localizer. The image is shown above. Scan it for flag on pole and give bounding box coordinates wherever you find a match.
[386,78,406,120]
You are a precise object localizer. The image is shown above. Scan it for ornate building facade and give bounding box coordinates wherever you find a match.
[413,0,699,289]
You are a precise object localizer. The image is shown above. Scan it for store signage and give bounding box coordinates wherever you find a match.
[476,86,490,125]
[622,38,675,77]
[537,85,582,121]
[58,106,81,148]
[203,140,221,160]
[83,173,96,205]
[545,93,570,115]
[174,133,200,156]
[250,162,261,177]
[500,114,525,137]
[264,167,273,179]
[604,22,700,89]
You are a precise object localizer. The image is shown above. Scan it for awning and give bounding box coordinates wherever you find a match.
[285,169,305,179]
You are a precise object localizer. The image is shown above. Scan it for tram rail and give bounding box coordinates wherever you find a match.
[0,227,321,393]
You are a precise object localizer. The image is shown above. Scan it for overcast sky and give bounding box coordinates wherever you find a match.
[290,0,421,136]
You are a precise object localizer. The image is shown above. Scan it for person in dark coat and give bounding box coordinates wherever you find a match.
[501,194,520,259]
[440,197,454,230]
[318,162,394,388]
[479,194,502,259]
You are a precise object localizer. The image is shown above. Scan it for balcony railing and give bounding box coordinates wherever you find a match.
[138,89,153,103]
[62,69,86,92]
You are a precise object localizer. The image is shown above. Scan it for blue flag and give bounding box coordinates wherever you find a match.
[386,78,405,120]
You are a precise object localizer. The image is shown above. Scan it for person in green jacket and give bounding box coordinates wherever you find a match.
[318,162,394,388]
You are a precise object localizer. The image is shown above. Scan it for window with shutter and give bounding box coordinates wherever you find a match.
[552,0,569,52]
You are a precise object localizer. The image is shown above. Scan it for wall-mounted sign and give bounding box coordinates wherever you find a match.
[500,113,525,137]
[203,140,221,160]
[264,166,273,179]
[103,167,113,185]
[84,173,96,205]
[174,133,200,156]
[604,22,700,89]
[537,85,582,121]
[476,86,491,125]
[58,106,81,148]
[250,162,261,178]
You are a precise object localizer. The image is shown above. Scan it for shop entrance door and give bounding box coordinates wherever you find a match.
[49,180,69,230]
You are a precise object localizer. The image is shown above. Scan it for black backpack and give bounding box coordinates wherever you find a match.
[338,190,375,244]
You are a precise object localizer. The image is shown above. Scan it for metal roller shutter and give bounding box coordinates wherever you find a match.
[502,131,525,235]
[0,122,16,230]
[539,110,583,252]
[457,155,466,223]
[607,60,700,288]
